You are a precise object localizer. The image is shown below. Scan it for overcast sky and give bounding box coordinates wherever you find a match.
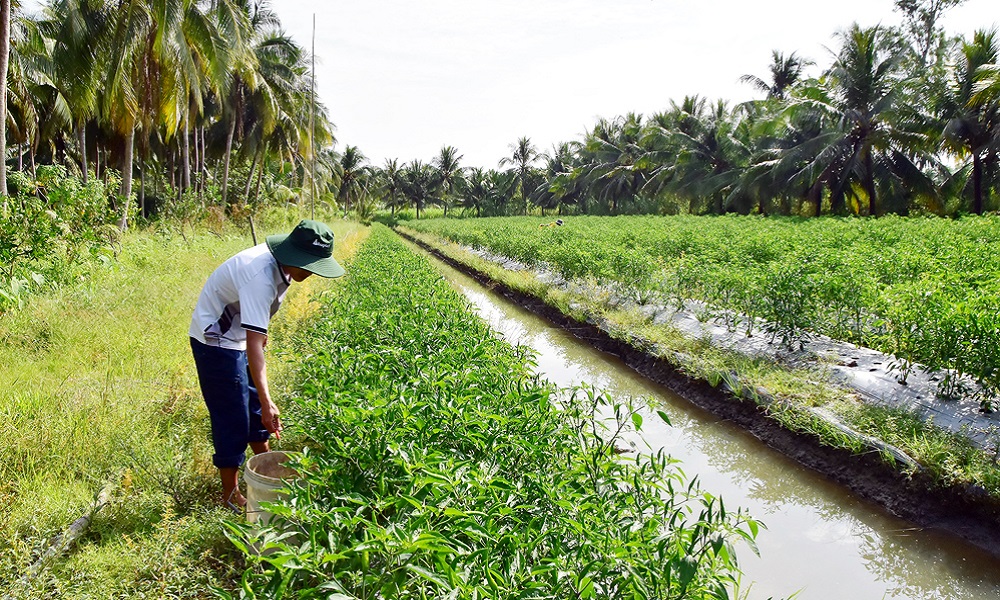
[268,0,996,169]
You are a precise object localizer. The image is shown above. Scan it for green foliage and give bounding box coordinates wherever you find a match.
[225,225,761,599]
[0,168,119,312]
[406,214,1000,407]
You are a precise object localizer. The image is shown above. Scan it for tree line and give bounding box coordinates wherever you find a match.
[1,0,336,228]
[1,0,997,224]
[347,2,1000,219]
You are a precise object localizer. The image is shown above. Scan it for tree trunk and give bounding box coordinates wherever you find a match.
[221,114,236,207]
[78,124,88,184]
[182,122,191,191]
[168,145,175,189]
[12,481,117,593]
[253,142,266,203]
[973,152,984,215]
[863,149,877,217]
[0,0,11,201]
[244,144,260,200]
[198,127,206,205]
[117,126,135,230]
[139,161,145,217]
[521,176,527,215]
[810,180,823,217]
[212,159,219,199]
[192,126,199,193]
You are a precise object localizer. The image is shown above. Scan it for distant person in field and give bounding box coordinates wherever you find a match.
[189,219,345,510]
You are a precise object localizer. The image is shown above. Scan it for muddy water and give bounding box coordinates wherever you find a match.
[414,243,1000,600]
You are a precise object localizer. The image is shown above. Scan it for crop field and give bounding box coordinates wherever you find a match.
[225,225,761,598]
[403,215,1000,409]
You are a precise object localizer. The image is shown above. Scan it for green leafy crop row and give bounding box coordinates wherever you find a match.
[405,215,1000,410]
[223,225,762,599]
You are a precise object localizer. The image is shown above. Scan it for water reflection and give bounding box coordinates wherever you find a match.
[415,244,1000,600]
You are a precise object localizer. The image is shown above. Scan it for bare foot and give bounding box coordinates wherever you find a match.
[224,492,247,514]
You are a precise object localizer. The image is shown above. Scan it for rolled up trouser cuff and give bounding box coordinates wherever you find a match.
[214,451,247,470]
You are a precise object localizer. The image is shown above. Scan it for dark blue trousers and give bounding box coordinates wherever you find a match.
[190,337,270,468]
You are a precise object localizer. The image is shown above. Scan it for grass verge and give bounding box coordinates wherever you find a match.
[0,211,366,598]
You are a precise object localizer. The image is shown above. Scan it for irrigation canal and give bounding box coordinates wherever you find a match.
[406,239,1000,600]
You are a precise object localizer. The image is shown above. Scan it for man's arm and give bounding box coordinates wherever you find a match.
[246,330,282,439]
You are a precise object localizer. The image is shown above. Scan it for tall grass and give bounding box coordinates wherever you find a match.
[0,212,365,598]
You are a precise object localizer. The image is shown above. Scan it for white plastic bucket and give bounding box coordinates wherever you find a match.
[243,450,299,525]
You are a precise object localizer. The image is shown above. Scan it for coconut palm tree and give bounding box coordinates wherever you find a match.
[723,104,792,215]
[378,158,406,215]
[938,29,1000,214]
[0,0,13,196]
[37,0,104,184]
[239,29,318,208]
[432,145,463,217]
[642,97,751,214]
[740,50,813,101]
[101,0,153,227]
[402,159,436,219]
[780,24,936,216]
[6,8,48,180]
[577,113,649,214]
[214,0,260,207]
[533,143,574,215]
[458,166,490,217]
[499,136,539,214]
[545,142,588,215]
[335,145,366,216]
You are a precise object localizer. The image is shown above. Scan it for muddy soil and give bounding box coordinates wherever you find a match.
[399,230,1000,558]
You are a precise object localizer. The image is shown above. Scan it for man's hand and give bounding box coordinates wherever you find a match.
[261,401,282,439]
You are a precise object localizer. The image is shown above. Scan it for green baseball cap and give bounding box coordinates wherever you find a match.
[266,220,346,278]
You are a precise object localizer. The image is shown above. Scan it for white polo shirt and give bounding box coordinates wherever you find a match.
[189,244,291,350]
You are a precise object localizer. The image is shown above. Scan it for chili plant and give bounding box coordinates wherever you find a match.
[406,215,1000,403]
